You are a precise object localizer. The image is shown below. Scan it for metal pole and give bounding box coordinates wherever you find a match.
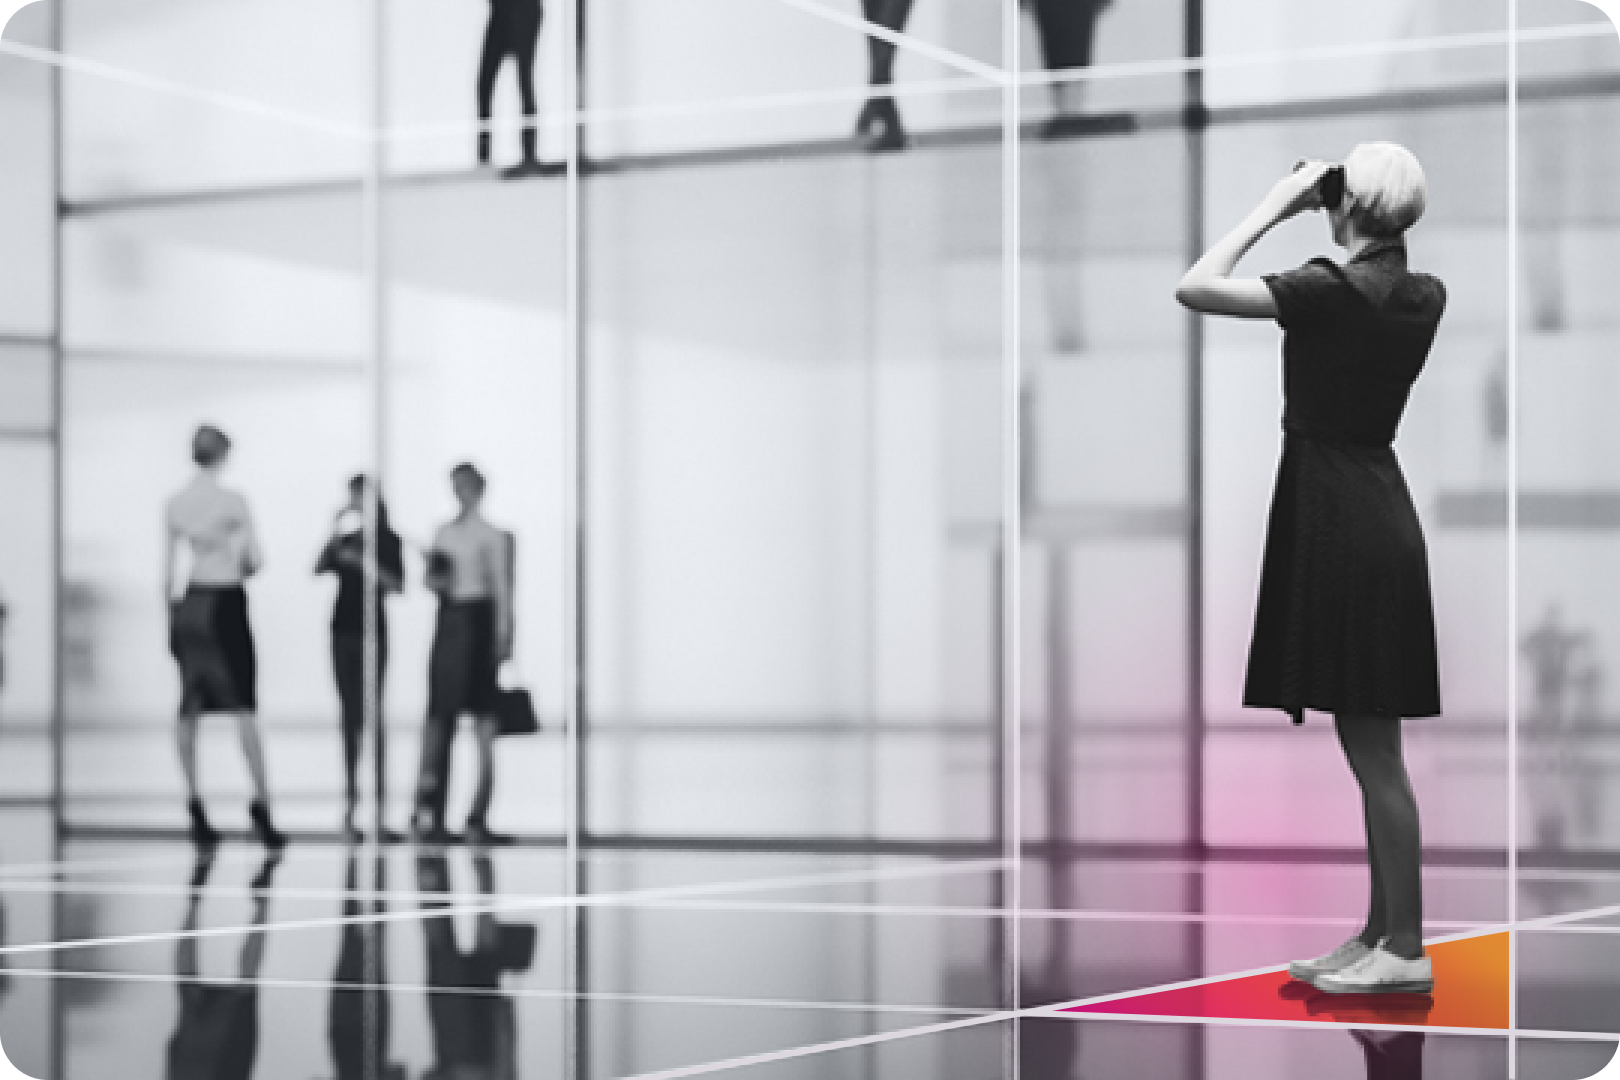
[563,1,587,1076]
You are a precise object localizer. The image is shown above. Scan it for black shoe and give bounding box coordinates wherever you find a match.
[248,800,289,850]
[463,821,515,848]
[855,96,908,153]
[1039,110,1138,141]
[501,157,559,180]
[187,798,220,848]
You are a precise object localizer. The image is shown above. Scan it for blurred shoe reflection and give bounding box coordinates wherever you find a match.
[1302,989,1435,1027]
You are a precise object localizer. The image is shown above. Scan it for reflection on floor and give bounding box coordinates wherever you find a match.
[0,805,1615,1079]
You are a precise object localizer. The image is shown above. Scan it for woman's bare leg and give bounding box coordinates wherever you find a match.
[233,711,273,805]
[862,0,914,86]
[1355,800,1388,949]
[1335,714,1424,960]
[468,715,499,827]
[177,712,202,801]
[855,0,915,150]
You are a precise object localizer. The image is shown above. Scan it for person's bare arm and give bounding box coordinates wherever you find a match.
[240,498,265,578]
[163,513,180,607]
[1176,161,1328,318]
[494,533,515,664]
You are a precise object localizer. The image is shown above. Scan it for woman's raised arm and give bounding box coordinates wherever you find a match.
[1176,161,1328,318]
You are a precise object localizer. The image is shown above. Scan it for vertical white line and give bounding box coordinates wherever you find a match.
[361,7,387,1080]
[49,4,69,1071]
[362,0,386,852]
[1000,0,1023,1072]
[1505,1,1520,1076]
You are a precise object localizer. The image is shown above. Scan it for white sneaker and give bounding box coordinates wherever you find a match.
[1288,938,1376,983]
[1314,946,1433,995]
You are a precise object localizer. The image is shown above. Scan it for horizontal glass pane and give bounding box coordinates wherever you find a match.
[582,86,1005,844]
[62,6,364,199]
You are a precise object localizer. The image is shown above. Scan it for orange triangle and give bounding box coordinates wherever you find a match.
[1063,932,1508,1030]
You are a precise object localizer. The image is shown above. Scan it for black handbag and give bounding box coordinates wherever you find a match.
[494,685,538,737]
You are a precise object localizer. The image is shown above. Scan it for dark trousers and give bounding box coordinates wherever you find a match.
[1028,0,1108,72]
[333,632,388,808]
[416,601,498,828]
[478,0,543,156]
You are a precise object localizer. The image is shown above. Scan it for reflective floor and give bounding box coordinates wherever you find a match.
[0,800,1615,1080]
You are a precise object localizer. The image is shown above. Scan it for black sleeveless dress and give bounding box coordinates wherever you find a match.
[1245,237,1446,724]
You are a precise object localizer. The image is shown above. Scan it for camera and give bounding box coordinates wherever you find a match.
[1294,160,1346,211]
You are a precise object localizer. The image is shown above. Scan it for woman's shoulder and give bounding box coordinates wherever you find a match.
[1392,270,1447,318]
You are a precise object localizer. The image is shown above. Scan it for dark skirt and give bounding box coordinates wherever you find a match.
[1244,433,1441,723]
[170,585,257,714]
[428,599,498,719]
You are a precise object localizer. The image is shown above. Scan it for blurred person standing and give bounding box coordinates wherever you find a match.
[164,425,287,850]
[412,463,516,847]
[477,0,550,178]
[854,0,1119,151]
[316,475,405,843]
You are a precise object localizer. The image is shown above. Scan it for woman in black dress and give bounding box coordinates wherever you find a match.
[316,475,405,843]
[1177,143,1445,995]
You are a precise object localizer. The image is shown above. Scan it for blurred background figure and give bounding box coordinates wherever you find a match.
[1521,603,1596,854]
[316,475,405,843]
[478,0,549,178]
[164,425,286,850]
[417,852,529,1080]
[855,0,1119,151]
[165,850,279,1080]
[414,463,516,847]
[328,849,405,1080]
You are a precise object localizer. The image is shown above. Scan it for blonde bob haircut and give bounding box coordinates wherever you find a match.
[1342,141,1428,238]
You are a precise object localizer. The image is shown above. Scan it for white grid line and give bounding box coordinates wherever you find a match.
[1506,0,1522,1076]
[769,0,1003,82]
[0,966,999,1019]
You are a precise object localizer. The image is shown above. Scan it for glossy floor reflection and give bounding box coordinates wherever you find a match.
[1,806,1618,1078]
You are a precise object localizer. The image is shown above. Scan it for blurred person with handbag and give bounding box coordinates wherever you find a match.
[413,462,517,847]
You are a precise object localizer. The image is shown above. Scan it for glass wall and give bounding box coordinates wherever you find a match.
[1515,0,1620,1045]
[2,0,1620,1075]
